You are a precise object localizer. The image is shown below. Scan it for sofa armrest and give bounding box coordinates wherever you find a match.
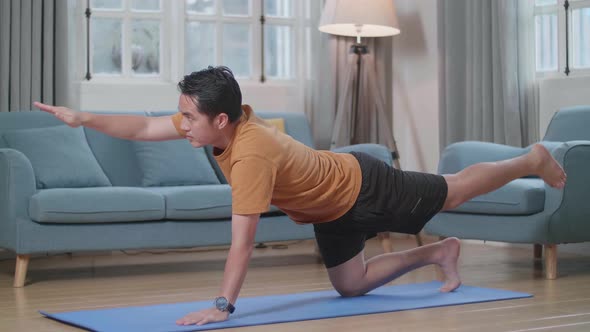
[331,143,393,166]
[544,141,590,242]
[0,149,37,251]
[438,141,528,174]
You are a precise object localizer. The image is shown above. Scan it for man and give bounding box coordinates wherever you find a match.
[35,66,566,327]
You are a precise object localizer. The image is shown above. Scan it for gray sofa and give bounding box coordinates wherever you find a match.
[0,110,393,287]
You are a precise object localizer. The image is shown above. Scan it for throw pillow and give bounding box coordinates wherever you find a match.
[2,126,112,189]
[132,140,221,186]
[265,118,286,133]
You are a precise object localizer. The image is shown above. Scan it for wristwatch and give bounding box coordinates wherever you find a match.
[214,296,235,314]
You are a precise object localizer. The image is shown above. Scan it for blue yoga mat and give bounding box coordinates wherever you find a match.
[41,281,531,332]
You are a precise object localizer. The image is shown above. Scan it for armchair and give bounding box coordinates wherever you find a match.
[424,105,590,279]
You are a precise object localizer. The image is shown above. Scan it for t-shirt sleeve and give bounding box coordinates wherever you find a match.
[170,112,186,137]
[230,156,277,215]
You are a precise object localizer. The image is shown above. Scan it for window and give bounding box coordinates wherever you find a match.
[534,0,590,75]
[89,0,164,77]
[86,0,317,82]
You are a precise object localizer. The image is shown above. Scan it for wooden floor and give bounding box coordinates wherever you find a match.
[2,235,590,332]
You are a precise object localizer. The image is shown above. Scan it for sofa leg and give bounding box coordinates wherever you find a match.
[377,232,393,253]
[14,255,30,288]
[534,244,543,259]
[544,244,557,280]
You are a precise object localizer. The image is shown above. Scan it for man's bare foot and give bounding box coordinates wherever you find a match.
[436,237,461,292]
[529,144,567,189]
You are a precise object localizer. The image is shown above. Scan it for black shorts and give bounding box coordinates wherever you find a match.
[313,152,448,268]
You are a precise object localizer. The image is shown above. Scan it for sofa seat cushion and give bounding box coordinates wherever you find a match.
[450,179,545,215]
[147,185,233,220]
[147,185,283,220]
[29,187,165,223]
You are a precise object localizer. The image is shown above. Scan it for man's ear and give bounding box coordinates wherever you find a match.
[217,113,229,129]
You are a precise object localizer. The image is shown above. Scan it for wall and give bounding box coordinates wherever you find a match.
[78,80,302,113]
[392,0,440,173]
[539,75,590,136]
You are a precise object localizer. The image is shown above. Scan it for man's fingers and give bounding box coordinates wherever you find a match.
[33,101,55,114]
[178,319,195,326]
[196,317,210,326]
[176,309,225,326]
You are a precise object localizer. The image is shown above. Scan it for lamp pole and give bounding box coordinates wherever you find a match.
[350,43,368,145]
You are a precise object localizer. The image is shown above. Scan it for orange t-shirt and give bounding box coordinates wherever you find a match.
[171,105,362,224]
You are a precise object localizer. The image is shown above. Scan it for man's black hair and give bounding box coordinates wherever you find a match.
[178,66,243,122]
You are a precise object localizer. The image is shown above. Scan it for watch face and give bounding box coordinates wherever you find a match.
[215,297,228,310]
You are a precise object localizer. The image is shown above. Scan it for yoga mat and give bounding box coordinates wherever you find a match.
[41,281,531,332]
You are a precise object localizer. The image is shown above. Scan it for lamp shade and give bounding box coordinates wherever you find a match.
[318,0,400,38]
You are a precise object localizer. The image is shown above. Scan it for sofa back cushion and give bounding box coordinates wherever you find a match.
[86,111,221,187]
[3,125,111,188]
[257,111,316,149]
[131,139,220,186]
[84,113,147,187]
[544,105,590,142]
[0,111,65,149]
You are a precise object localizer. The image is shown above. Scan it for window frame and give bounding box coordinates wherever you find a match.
[88,0,169,80]
[183,0,259,80]
[534,0,590,78]
[76,0,320,113]
[83,0,314,85]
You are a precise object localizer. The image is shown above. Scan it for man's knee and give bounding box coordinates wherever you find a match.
[330,276,368,297]
[333,284,367,297]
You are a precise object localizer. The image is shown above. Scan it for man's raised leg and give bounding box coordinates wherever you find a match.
[442,144,566,211]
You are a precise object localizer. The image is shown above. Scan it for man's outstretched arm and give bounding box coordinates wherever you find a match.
[176,213,260,326]
[34,102,182,141]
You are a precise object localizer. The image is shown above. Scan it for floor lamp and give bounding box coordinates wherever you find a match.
[319,0,423,252]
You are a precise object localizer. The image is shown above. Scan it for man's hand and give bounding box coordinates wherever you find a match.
[176,307,229,326]
[34,102,84,128]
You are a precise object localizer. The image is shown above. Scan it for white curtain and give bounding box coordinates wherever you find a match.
[318,36,394,150]
[0,0,77,112]
[440,0,538,148]
[302,4,332,149]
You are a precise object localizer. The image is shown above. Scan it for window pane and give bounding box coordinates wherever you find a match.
[91,0,122,10]
[223,0,249,16]
[131,20,160,74]
[186,0,215,15]
[572,8,590,69]
[535,0,557,6]
[92,18,122,74]
[265,24,292,79]
[132,0,160,11]
[264,0,292,18]
[185,22,216,72]
[535,14,558,72]
[223,23,251,77]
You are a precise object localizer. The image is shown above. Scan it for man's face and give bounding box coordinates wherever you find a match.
[178,94,219,148]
